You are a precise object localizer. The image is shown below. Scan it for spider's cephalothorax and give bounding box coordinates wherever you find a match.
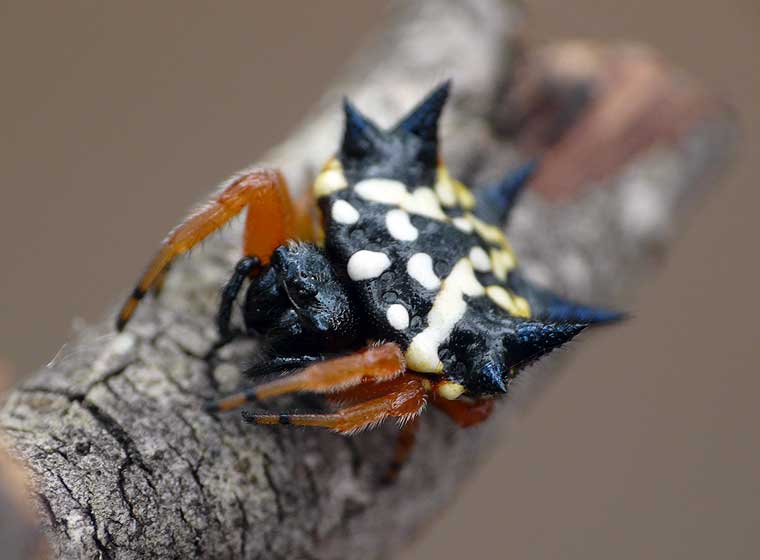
[236,243,360,356]
[117,81,621,477]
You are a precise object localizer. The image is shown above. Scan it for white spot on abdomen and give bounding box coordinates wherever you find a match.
[405,258,485,373]
[486,285,531,317]
[354,179,446,221]
[490,248,516,281]
[354,178,409,204]
[437,381,466,400]
[385,209,418,241]
[386,304,410,330]
[331,200,359,224]
[434,167,458,207]
[347,250,391,281]
[452,217,473,233]
[401,187,447,220]
[469,246,491,272]
[406,253,440,290]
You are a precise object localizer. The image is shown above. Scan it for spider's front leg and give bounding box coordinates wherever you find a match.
[205,343,407,414]
[116,168,310,331]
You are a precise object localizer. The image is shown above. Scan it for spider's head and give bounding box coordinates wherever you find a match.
[264,242,360,354]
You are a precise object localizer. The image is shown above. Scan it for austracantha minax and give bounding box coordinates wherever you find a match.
[117,81,621,478]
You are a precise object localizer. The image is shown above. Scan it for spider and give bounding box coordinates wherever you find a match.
[116,81,621,478]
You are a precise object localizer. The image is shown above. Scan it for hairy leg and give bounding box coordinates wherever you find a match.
[242,375,427,434]
[117,168,297,330]
[205,343,405,413]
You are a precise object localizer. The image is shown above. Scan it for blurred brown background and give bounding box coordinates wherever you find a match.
[1,1,758,558]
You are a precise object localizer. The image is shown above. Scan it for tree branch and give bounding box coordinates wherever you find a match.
[0,1,735,558]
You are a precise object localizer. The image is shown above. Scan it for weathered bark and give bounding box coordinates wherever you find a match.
[0,1,735,558]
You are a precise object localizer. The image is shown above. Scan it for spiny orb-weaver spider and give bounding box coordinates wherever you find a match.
[116,81,621,478]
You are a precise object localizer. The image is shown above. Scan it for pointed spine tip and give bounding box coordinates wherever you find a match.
[505,320,589,372]
[479,361,508,394]
[515,321,588,347]
[393,80,452,138]
[495,158,539,201]
[341,96,383,159]
[342,97,369,133]
[429,78,452,103]
[474,159,540,225]
[546,302,628,326]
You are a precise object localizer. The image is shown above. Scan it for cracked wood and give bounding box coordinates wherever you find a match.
[0,0,736,559]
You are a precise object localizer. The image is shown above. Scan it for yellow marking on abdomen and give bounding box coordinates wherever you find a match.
[405,258,485,373]
[437,381,466,400]
[314,158,348,198]
[486,285,531,318]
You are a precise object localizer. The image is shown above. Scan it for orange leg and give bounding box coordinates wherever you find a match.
[432,395,494,428]
[326,374,418,405]
[205,343,405,413]
[149,262,173,297]
[242,375,428,434]
[116,168,298,330]
[382,416,421,483]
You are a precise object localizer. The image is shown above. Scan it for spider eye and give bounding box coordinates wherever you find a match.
[283,278,317,308]
[297,285,317,300]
